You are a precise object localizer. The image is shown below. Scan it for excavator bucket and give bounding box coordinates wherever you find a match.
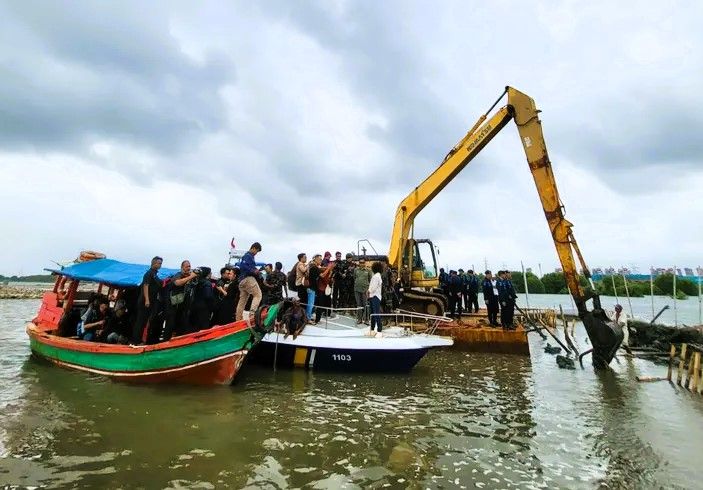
[581,311,624,368]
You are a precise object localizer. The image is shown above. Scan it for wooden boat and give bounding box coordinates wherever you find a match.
[26,256,263,385]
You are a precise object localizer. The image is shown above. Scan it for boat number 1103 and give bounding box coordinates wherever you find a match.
[332,354,352,361]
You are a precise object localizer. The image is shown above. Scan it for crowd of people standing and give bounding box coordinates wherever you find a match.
[439,268,518,329]
[292,251,391,336]
[71,242,520,346]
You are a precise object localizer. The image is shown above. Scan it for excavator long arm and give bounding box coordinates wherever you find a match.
[387,86,623,366]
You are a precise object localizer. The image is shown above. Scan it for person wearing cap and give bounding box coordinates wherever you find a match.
[236,242,263,322]
[101,300,131,344]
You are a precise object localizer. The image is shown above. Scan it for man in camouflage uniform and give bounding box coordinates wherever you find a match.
[264,262,288,305]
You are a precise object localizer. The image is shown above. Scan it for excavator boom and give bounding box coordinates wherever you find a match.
[387,86,623,367]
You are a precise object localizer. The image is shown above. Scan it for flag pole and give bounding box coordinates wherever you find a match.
[650,267,655,319]
[673,265,678,327]
[611,273,619,303]
[622,273,633,318]
[698,266,701,325]
[521,261,530,309]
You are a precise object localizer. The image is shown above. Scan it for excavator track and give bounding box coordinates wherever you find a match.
[400,289,447,317]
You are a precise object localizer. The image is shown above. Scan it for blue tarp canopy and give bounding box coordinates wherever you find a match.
[46,259,180,288]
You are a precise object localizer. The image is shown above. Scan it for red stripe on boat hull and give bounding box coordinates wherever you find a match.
[35,351,248,385]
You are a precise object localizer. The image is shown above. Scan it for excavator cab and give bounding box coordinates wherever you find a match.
[401,238,439,289]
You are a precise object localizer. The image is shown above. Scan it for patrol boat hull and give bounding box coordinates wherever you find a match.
[250,321,453,372]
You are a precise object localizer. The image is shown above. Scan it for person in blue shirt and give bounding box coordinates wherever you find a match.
[482,270,500,326]
[235,242,263,322]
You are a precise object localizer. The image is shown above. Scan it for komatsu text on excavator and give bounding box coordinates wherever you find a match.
[384,86,623,368]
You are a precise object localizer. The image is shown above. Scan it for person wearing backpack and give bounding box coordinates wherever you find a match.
[286,263,297,297]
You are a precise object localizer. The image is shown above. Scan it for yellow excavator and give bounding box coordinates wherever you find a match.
[384,86,623,367]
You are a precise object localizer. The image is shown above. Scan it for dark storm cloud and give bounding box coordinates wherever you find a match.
[0,1,232,156]
[558,92,703,177]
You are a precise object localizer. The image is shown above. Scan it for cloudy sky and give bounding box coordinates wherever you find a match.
[1,0,701,276]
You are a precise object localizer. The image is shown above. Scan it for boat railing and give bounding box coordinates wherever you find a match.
[295,303,451,334]
[297,303,365,331]
[370,310,453,335]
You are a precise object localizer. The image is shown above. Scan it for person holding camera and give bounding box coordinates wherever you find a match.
[161,260,198,341]
[235,242,263,322]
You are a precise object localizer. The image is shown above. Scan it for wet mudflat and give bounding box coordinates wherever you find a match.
[1,299,702,489]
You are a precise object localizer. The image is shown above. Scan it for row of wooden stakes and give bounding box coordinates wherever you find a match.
[668,343,703,394]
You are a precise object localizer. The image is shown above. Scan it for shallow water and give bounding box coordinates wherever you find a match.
[1,299,702,489]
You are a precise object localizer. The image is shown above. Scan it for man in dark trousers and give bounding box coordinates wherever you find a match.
[501,271,518,329]
[466,269,480,313]
[132,256,163,345]
[439,268,449,297]
[447,270,463,319]
[332,251,350,309]
[482,270,500,327]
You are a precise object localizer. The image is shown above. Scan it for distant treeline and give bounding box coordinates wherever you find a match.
[509,271,700,299]
[0,274,54,283]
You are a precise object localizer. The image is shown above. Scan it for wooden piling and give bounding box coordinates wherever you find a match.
[691,351,701,392]
[676,343,687,386]
[686,351,696,389]
[667,344,676,381]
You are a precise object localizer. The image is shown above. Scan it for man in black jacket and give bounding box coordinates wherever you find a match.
[482,270,500,327]
[132,256,163,345]
[466,269,480,313]
[500,271,518,329]
[447,270,463,319]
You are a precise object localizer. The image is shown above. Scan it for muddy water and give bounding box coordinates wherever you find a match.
[1,299,702,489]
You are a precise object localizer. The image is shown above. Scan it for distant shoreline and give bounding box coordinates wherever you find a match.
[0,274,53,284]
[0,284,48,299]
